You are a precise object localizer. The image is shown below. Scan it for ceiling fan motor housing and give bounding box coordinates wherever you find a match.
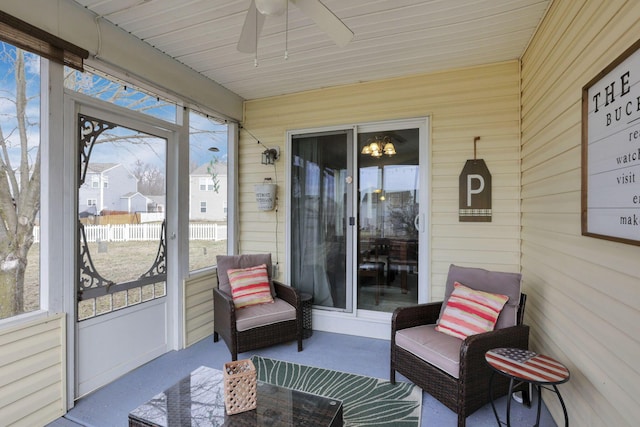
[238,0,353,53]
[255,0,287,16]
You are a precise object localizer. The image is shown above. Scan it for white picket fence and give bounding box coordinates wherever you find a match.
[32,223,227,243]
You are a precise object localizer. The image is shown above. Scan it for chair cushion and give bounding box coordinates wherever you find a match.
[439,264,522,330]
[235,297,297,332]
[435,282,509,339]
[216,254,275,297]
[396,324,462,378]
[227,264,274,309]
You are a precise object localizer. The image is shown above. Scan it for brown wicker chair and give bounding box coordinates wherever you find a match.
[390,264,530,427]
[213,254,303,361]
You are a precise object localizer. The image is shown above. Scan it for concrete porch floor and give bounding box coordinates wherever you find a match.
[48,330,557,426]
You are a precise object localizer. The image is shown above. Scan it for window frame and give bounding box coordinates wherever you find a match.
[0,49,240,330]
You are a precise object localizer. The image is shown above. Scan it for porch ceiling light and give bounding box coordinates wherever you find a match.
[361,136,396,158]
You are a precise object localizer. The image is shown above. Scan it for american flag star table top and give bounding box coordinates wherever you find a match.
[485,348,570,384]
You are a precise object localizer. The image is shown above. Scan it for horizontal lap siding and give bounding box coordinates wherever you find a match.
[242,61,521,301]
[183,270,217,347]
[0,313,66,426]
[521,0,640,425]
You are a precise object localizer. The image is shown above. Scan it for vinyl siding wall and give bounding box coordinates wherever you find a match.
[183,270,217,347]
[0,313,66,426]
[242,61,521,303]
[521,1,640,426]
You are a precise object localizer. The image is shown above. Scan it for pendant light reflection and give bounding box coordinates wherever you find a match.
[361,136,396,157]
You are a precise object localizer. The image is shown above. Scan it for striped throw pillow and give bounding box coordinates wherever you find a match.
[227,264,274,309]
[435,282,509,340]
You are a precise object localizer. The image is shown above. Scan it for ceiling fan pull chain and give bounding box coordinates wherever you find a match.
[254,6,259,67]
[284,0,289,60]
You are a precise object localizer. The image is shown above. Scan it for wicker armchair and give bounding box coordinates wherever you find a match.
[390,265,530,427]
[213,254,303,361]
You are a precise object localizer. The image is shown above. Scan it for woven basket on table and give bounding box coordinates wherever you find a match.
[223,359,257,415]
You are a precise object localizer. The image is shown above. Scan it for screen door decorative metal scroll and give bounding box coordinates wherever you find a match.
[76,113,167,319]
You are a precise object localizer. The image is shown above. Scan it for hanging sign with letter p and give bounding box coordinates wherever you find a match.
[459,159,492,222]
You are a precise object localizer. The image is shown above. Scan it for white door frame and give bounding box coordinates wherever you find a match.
[285,117,430,340]
[63,92,183,403]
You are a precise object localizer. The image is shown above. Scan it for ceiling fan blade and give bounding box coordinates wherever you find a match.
[237,0,267,53]
[291,0,354,47]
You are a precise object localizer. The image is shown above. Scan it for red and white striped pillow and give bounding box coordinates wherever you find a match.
[435,282,509,340]
[227,264,274,309]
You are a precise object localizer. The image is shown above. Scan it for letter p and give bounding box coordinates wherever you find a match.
[467,174,485,206]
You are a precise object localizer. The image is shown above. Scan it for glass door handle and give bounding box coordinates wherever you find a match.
[414,214,420,231]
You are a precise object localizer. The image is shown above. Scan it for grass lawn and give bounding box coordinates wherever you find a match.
[21,239,226,318]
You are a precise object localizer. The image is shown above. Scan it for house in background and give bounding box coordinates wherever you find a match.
[146,195,165,213]
[78,163,139,215]
[189,162,228,222]
[119,191,150,214]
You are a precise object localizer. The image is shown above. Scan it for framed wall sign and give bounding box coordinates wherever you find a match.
[582,38,640,246]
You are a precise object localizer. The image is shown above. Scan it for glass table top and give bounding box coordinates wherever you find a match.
[128,365,343,426]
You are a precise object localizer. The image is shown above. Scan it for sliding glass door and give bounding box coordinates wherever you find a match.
[289,119,427,317]
[290,131,352,311]
[357,128,420,312]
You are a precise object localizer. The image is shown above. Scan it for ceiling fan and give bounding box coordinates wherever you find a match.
[237,0,354,54]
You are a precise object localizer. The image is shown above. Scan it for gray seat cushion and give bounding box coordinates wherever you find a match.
[396,324,462,378]
[395,266,523,380]
[235,297,296,332]
[439,264,522,330]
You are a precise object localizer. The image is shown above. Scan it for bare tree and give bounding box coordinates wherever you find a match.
[132,159,165,195]
[0,49,40,318]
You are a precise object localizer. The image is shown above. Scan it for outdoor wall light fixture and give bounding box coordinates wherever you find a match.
[261,147,280,165]
[361,136,396,157]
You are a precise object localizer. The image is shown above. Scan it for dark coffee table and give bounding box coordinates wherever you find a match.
[128,365,343,426]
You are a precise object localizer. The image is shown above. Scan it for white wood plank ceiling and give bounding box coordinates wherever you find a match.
[72,0,550,100]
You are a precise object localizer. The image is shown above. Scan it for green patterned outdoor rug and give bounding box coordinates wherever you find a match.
[250,355,421,427]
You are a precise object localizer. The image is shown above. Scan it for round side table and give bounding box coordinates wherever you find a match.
[485,347,570,427]
[299,292,313,339]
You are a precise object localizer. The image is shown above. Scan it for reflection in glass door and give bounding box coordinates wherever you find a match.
[290,131,352,311]
[357,129,420,312]
[289,122,425,320]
